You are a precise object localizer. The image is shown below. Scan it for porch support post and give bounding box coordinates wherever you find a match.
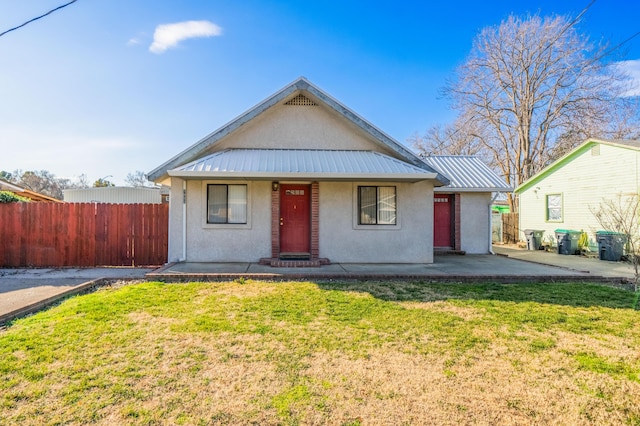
[270,184,280,259]
[454,193,461,251]
[311,181,319,260]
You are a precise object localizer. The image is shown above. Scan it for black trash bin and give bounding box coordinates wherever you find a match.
[595,231,627,261]
[554,229,581,255]
[524,229,544,250]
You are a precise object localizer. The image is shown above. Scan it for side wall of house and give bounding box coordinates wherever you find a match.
[519,144,640,247]
[460,192,492,254]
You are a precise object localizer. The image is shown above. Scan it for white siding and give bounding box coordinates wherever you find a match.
[63,187,162,204]
[519,143,640,246]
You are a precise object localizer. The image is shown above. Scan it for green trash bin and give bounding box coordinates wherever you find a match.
[595,231,627,261]
[554,229,581,255]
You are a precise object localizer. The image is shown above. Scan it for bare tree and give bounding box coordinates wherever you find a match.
[590,193,640,287]
[1,169,90,199]
[93,177,115,188]
[16,170,66,199]
[124,171,154,187]
[415,12,639,209]
[409,111,494,166]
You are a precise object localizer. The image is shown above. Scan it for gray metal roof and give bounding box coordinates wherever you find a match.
[421,155,513,192]
[169,149,439,181]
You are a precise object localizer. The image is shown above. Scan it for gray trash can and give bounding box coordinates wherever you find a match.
[554,229,581,255]
[595,231,627,261]
[524,229,544,250]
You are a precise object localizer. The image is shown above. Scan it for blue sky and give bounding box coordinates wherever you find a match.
[1,0,639,185]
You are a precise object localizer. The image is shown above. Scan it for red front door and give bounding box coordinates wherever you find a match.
[280,184,311,254]
[434,194,453,247]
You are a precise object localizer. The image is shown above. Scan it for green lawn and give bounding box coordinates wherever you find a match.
[1,280,639,425]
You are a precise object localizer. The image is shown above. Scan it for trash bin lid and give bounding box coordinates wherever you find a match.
[596,230,625,235]
[555,229,580,234]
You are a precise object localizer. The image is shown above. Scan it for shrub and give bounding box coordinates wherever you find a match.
[0,191,30,203]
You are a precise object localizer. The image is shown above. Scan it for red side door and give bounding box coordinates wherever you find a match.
[280,184,311,254]
[434,194,452,248]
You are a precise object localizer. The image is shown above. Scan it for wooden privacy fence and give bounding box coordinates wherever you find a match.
[502,212,520,244]
[0,203,168,267]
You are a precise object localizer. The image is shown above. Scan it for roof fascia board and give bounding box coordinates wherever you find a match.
[515,139,594,193]
[303,82,450,186]
[167,170,437,181]
[435,187,513,193]
[516,138,640,193]
[0,179,24,192]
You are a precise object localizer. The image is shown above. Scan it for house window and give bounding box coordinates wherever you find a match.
[546,194,562,222]
[207,184,247,224]
[358,186,396,225]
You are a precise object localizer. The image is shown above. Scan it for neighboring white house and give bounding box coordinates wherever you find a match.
[63,187,167,204]
[515,138,640,247]
[148,77,510,265]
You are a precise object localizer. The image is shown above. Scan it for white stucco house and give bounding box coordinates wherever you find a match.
[148,78,510,265]
[516,138,640,248]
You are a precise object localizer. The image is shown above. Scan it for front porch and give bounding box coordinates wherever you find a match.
[145,253,617,283]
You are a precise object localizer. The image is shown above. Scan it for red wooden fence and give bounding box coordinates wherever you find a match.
[0,203,168,267]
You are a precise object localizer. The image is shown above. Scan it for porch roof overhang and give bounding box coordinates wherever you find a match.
[167,149,441,183]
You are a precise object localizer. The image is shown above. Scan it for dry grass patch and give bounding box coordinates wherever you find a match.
[0,280,639,425]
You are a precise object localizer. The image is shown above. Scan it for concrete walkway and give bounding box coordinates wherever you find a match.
[2,248,635,325]
[147,249,632,282]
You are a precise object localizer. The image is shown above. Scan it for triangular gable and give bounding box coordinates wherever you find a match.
[515,138,640,193]
[148,77,449,186]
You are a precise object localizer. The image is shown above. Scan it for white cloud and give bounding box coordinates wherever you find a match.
[127,38,141,46]
[149,20,222,54]
[616,59,640,97]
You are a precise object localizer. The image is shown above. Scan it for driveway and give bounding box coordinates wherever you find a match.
[0,267,152,324]
[492,245,636,280]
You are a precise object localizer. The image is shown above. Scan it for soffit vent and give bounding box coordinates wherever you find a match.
[284,94,317,106]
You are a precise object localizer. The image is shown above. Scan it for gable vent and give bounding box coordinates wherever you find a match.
[285,94,317,106]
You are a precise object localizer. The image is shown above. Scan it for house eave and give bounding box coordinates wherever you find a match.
[167,170,438,182]
[435,186,514,193]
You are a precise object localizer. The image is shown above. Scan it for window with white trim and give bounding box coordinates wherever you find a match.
[358,186,396,225]
[546,194,562,222]
[207,184,247,224]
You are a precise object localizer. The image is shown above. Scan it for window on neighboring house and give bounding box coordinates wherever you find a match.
[358,186,396,225]
[207,184,247,224]
[546,194,562,222]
